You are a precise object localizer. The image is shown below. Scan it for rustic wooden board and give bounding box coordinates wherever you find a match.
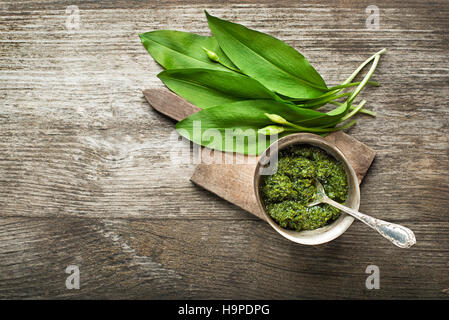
[1,0,448,299]
[1,216,448,299]
[143,88,376,221]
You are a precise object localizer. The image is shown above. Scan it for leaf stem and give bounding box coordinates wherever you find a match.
[284,119,357,133]
[308,48,387,101]
[330,101,376,116]
[344,48,387,85]
[323,52,382,120]
[202,47,243,73]
[296,92,351,108]
[321,100,368,128]
[327,80,379,91]
[340,100,367,121]
[218,61,243,73]
[347,54,381,105]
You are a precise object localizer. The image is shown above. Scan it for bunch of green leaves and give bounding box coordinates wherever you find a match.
[139,11,385,155]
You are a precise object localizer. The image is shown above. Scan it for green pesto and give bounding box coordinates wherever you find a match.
[261,145,348,231]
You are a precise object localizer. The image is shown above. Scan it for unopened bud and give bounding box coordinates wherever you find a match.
[264,113,288,125]
[202,47,220,62]
[258,125,285,136]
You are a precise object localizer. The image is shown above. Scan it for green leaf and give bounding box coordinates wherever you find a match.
[158,68,281,108]
[205,11,328,99]
[139,30,237,71]
[175,100,342,155]
[296,92,351,109]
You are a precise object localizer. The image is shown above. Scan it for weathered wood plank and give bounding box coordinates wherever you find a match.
[0,217,447,299]
[143,88,201,122]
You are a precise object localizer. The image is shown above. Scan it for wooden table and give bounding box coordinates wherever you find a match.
[0,0,448,299]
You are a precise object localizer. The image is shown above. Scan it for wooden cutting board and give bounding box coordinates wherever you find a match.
[143,88,376,221]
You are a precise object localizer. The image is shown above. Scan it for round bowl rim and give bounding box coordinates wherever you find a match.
[253,133,360,245]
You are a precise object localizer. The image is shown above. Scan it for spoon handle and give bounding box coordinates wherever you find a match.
[325,198,416,248]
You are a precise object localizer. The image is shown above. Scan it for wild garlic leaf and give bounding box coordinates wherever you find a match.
[205,11,328,100]
[175,100,339,155]
[293,102,349,127]
[139,30,237,71]
[158,68,281,108]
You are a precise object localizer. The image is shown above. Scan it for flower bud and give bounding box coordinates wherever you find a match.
[202,47,220,62]
[258,125,285,136]
[264,113,288,125]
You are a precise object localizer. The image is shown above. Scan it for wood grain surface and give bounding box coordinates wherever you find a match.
[0,0,448,299]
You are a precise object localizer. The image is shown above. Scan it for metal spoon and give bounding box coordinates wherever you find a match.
[309,180,416,248]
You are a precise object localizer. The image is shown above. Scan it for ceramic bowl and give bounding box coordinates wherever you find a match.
[253,133,360,245]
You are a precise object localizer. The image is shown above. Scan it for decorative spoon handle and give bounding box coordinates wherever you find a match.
[325,198,416,248]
